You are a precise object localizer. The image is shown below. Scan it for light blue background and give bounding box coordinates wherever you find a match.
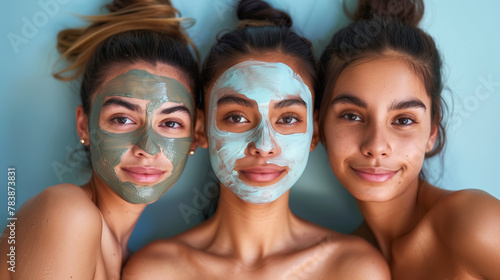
[1,0,499,252]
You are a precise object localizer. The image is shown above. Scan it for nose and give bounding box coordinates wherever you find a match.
[248,124,280,157]
[134,126,161,157]
[361,122,391,158]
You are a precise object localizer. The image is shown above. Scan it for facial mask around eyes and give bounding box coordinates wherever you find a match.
[89,69,194,204]
[207,61,314,204]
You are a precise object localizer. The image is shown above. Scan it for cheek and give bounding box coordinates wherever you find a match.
[398,138,427,168]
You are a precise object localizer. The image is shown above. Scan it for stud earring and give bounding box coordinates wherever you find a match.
[80,139,85,144]
[189,150,195,156]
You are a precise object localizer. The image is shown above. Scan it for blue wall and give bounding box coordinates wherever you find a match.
[1,0,499,251]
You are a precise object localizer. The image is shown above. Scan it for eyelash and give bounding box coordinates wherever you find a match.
[159,119,184,129]
[277,113,303,125]
[339,113,417,127]
[340,113,362,122]
[111,116,135,125]
[392,116,417,126]
[224,112,249,124]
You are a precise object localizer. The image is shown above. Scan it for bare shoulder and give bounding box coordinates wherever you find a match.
[432,188,500,236]
[123,238,193,280]
[431,189,500,278]
[319,231,390,279]
[18,183,101,229]
[2,183,102,279]
[123,220,217,279]
[295,219,389,279]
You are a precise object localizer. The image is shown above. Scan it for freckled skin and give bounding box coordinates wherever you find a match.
[322,58,500,280]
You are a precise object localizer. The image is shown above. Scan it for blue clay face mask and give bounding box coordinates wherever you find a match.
[89,69,194,204]
[207,61,314,204]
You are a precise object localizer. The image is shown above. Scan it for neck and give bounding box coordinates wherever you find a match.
[83,173,147,255]
[356,178,424,260]
[207,185,297,265]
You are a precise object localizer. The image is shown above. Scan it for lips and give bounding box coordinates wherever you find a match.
[121,167,166,184]
[351,167,399,183]
[239,165,286,184]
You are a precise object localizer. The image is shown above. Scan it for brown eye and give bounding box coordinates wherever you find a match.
[112,117,133,124]
[160,121,182,128]
[342,113,361,121]
[226,114,249,124]
[394,117,415,126]
[277,113,302,125]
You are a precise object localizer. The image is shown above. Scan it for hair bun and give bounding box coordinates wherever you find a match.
[236,0,292,28]
[54,0,195,81]
[353,0,424,26]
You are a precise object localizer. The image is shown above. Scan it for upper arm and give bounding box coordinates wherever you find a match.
[437,190,500,279]
[13,184,102,280]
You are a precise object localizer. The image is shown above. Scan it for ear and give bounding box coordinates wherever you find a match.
[194,108,208,149]
[76,106,90,146]
[310,110,320,152]
[426,124,439,153]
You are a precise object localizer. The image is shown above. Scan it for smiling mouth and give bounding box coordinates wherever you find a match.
[351,167,399,183]
[122,167,166,184]
[238,166,287,186]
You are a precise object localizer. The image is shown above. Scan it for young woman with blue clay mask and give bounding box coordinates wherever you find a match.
[0,1,200,279]
[123,1,389,279]
[207,60,314,204]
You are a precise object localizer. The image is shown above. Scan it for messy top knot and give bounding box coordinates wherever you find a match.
[236,0,292,28]
[201,0,316,108]
[54,0,196,81]
[353,0,424,26]
[54,0,200,118]
[319,0,446,171]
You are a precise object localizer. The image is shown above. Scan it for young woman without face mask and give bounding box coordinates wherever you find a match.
[318,0,500,279]
[122,1,390,279]
[0,1,200,279]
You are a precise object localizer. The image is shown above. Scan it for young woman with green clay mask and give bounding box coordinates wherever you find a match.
[123,1,389,279]
[0,1,200,279]
[89,69,194,204]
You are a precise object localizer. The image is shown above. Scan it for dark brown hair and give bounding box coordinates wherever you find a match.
[54,0,200,115]
[318,0,446,160]
[200,0,318,108]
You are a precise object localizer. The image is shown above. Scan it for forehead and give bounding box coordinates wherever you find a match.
[334,58,429,103]
[212,61,310,103]
[98,69,191,103]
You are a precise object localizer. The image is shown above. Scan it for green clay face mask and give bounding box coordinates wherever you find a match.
[89,69,194,204]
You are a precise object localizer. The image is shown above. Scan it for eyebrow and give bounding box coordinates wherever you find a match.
[389,99,427,111]
[274,97,307,109]
[102,97,141,112]
[160,105,191,115]
[331,94,368,108]
[331,93,427,111]
[217,94,256,108]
